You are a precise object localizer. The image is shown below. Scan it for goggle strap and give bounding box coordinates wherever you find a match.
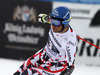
[63,18,71,22]
[62,18,71,25]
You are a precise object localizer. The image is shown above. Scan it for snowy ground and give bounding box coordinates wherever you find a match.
[0,58,100,75]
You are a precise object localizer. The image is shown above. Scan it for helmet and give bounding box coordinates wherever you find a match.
[50,6,71,27]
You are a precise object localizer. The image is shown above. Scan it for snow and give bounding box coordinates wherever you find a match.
[0,58,100,75]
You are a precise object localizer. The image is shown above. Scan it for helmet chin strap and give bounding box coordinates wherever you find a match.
[59,25,65,32]
[59,24,69,32]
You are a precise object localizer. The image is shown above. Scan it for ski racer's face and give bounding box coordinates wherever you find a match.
[50,17,64,33]
[51,24,63,33]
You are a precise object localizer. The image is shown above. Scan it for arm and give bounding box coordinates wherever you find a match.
[60,66,75,75]
[65,45,76,67]
[13,49,44,75]
[13,56,34,75]
[61,40,77,75]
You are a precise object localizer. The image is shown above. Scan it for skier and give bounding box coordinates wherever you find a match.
[14,6,77,75]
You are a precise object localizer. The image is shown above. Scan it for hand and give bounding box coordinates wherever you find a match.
[38,13,50,23]
[60,66,75,75]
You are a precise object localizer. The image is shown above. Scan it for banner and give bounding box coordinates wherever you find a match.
[38,0,100,4]
[0,0,52,59]
[53,2,100,66]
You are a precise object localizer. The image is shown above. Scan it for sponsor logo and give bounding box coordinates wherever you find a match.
[3,23,45,44]
[70,8,90,14]
[68,41,76,46]
[50,30,61,47]
[77,38,100,57]
[66,46,72,62]
[13,5,37,22]
[52,8,59,16]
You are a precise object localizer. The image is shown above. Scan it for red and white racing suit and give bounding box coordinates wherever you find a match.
[14,26,77,75]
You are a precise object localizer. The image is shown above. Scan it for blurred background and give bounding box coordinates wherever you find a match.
[0,0,100,75]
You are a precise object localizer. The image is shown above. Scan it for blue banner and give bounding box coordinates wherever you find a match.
[38,0,100,4]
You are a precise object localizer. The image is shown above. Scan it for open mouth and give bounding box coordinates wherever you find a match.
[53,29,58,32]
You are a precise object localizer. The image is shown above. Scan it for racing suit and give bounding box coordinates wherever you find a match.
[14,25,77,75]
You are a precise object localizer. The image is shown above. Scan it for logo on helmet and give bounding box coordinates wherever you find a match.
[52,9,59,16]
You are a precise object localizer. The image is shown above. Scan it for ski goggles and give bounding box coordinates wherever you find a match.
[50,16,71,27]
[50,19,62,26]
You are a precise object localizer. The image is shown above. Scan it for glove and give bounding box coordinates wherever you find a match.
[38,13,50,24]
[13,71,20,75]
[60,66,75,75]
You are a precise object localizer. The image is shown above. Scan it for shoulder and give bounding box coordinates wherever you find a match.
[64,26,77,39]
[65,26,78,46]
